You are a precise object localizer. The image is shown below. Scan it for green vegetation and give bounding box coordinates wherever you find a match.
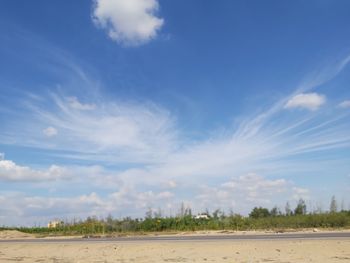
[2,198,350,236]
[249,207,271,219]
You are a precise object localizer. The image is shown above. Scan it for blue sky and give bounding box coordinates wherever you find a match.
[0,0,350,226]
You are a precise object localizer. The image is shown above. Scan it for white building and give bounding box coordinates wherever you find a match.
[194,213,210,219]
[47,220,63,228]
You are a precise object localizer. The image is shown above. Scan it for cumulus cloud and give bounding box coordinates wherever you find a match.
[92,0,164,46]
[0,192,107,226]
[221,173,287,193]
[43,126,58,137]
[0,158,70,182]
[194,173,309,214]
[338,100,350,109]
[203,173,289,205]
[0,189,178,226]
[284,93,326,111]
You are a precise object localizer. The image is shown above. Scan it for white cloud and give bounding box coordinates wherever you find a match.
[193,173,308,214]
[4,93,177,164]
[165,180,177,189]
[92,0,164,46]
[338,100,350,109]
[8,88,348,186]
[0,188,178,226]
[221,173,287,192]
[284,93,326,111]
[43,126,58,137]
[219,173,289,202]
[0,158,70,182]
[1,53,350,224]
[292,187,310,200]
[0,192,108,226]
[156,191,174,199]
[67,97,96,110]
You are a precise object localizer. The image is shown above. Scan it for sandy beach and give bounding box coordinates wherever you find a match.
[0,237,349,262]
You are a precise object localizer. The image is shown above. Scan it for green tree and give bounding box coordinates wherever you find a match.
[212,209,221,219]
[330,195,337,213]
[294,199,307,215]
[179,202,185,217]
[185,207,192,217]
[270,206,280,217]
[285,202,292,216]
[249,207,270,219]
[145,207,153,219]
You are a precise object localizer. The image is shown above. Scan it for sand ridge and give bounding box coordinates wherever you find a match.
[0,230,34,239]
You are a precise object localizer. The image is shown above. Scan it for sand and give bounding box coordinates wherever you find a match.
[0,230,34,239]
[0,239,349,262]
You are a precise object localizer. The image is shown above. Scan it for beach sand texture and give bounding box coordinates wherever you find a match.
[0,239,349,263]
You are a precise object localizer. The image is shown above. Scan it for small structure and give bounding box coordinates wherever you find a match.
[47,220,63,228]
[194,213,210,220]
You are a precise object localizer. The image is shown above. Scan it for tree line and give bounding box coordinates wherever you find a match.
[3,196,349,236]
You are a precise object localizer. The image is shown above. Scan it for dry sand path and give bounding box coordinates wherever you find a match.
[0,239,349,262]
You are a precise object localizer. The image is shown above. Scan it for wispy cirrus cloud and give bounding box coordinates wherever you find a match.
[67,97,96,111]
[338,100,350,109]
[1,50,350,225]
[2,55,350,181]
[2,93,177,164]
